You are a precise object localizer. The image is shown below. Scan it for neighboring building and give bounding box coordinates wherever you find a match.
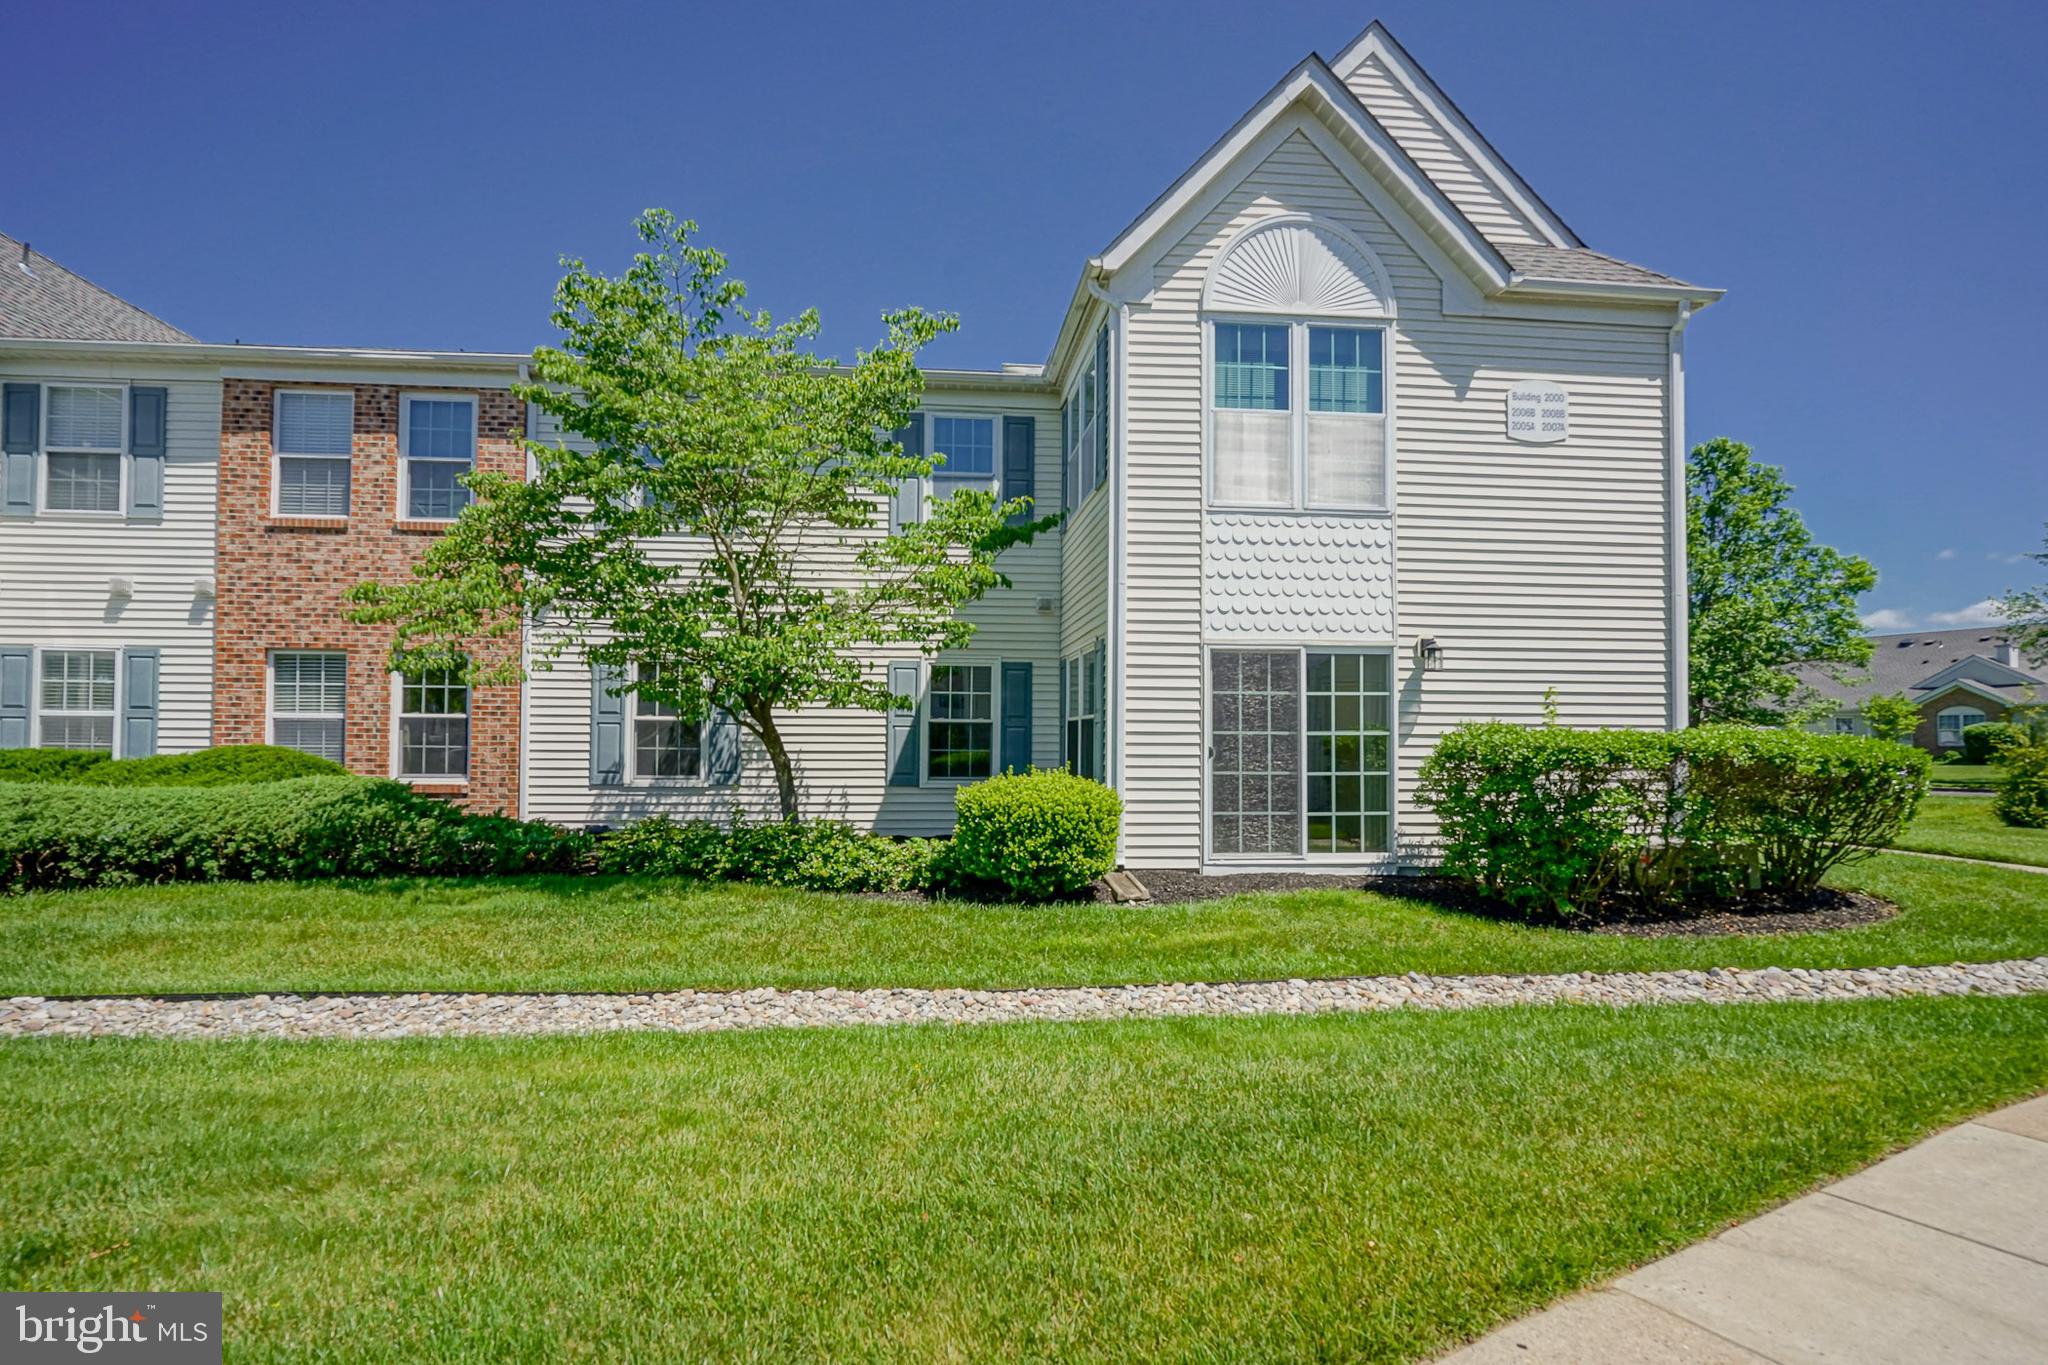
[0,20,1724,866]
[1795,628,2046,752]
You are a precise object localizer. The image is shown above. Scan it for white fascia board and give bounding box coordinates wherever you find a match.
[1328,20,1583,249]
[1504,275,1726,308]
[1911,676,2033,708]
[1094,58,1512,294]
[0,336,528,372]
[1913,655,2044,693]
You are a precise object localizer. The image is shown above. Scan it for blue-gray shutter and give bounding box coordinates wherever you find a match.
[1094,638,1107,782]
[1094,325,1110,491]
[121,648,160,759]
[1000,661,1032,774]
[0,646,30,748]
[1002,415,1035,526]
[886,659,921,786]
[2,383,37,516]
[127,386,168,518]
[1059,657,1071,770]
[589,662,626,785]
[888,414,924,531]
[706,709,742,785]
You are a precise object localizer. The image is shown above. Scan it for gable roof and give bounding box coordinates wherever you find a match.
[0,233,195,344]
[1330,20,1583,250]
[1790,628,2047,709]
[1499,244,1697,289]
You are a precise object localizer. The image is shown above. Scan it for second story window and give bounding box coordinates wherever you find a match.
[1211,321,1387,513]
[400,394,476,521]
[43,385,125,513]
[928,416,996,501]
[274,391,354,517]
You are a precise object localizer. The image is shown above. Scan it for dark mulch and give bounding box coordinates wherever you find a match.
[1100,869,1898,938]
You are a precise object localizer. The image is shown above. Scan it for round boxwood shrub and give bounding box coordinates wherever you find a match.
[1962,722,2030,766]
[1994,746,2048,829]
[950,769,1120,900]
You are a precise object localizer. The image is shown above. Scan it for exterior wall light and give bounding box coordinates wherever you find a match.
[107,576,134,601]
[1416,637,1445,672]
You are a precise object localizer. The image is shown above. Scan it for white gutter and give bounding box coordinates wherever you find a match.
[0,336,529,368]
[1506,275,1725,307]
[1082,273,1130,866]
[1667,300,1693,731]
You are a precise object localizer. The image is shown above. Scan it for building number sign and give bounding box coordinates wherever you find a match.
[1506,383,1569,444]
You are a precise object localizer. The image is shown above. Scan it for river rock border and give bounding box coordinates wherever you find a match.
[5,958,2046,1041]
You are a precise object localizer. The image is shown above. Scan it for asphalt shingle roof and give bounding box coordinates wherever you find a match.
[1789,627,2047,708]
[1498,244,1695,288]
[0,233,195,344]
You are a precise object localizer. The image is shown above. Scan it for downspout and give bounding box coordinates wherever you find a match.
[1083,270,1129,865]
[517,362,533,822]
[1666,301,1692,732]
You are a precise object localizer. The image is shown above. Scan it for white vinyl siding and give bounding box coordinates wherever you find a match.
[1121,124,1674,866]
[0,365,219,756]
[270,651,347,761]
[274,390,353,517]
[517,385,1063,831]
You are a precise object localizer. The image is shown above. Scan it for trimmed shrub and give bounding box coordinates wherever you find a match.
[1994,746,2048,829]
[594,815,940,893]
[0,750,112,783]
[1962,722,2030,766]
[951,769,1121,900]
[0,777,589,893]
[0,744,346,787]
[1418,724,1930,917]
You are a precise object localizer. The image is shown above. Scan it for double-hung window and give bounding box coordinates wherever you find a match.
[1936,707,1987,747]
[927,663,995,782]
[397,665,469,778]
[1063,351,1097,511]
[274,391,353,517]
[38,649,117,750]
[43,385,125,513]
[1210,321,1386,511]
[928,416,996,502]
[271,651,347,761]
[630,663,702,781]
[1064,649,1100,780]
[400,394,476,520]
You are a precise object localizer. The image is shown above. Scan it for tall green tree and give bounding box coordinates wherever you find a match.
[1994,522,2048,661]
[348,210,1054,818]
[1858,692,1920,744]
[1687,437,1875,725]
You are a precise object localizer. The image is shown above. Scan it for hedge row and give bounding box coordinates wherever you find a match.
[0,763,1121,900]
[1417,723,1931,917]
[0,744,348,787]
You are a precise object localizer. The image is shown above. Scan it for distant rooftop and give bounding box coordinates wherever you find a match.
[1790,626,2045,707]
[0,232,195,344]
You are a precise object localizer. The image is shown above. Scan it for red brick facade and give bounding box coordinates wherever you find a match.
[213,378,524,814]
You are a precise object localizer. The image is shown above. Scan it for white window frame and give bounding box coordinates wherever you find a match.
[625,664,707,785]
[1063,349,1098,513]
[397,392,478,524]
[1935,706,1988,746]
[1201,643,1398,865]
[37,381,129,517]
[267,650,347,762]
[924,412,1000,510]
[34,646,121,753]
[271,389,355,519]
[923,657,1001,786]
[1064,646,1100,780]
[1203,317,1391,515]
[390,665,471,783]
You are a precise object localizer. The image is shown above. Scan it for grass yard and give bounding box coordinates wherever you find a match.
[1930,762,2003,789]
[1895,793,2048,868]
[2,852,2044,997]
[3,997,2043,1362]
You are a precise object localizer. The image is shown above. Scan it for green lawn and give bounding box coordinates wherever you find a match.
[1896,794,2048,868]
[2,853,2043,997]
[3,998,2042,1362]
[1930,763,2003,789]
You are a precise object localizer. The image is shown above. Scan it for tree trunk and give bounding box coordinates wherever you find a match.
[751,703,800,821]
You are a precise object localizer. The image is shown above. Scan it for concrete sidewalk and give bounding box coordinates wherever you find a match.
[1441,1094,2048,1364]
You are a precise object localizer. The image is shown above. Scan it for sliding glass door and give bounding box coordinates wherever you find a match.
[1209,647,1392,859]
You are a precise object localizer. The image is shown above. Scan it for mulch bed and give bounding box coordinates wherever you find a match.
[1092,869,1898,938]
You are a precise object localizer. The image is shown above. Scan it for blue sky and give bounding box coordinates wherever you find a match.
[10,0,2044,628]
